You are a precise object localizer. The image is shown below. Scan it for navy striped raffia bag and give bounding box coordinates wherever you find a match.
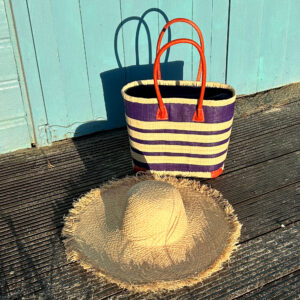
[121,20,236,178]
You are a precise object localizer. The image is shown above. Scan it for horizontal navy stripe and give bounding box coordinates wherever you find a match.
[129,135,230,147]
[132,159,224,172]
[125,101,235,123]
[131,146,227,158]
[127,124,232,135]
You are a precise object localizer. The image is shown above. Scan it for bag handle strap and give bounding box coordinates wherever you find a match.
[156,18,205,81]
[154,38,207,122]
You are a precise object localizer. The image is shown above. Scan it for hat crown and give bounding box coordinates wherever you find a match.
[122,180,188,247]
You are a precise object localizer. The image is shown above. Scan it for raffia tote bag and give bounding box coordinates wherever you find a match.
[121,21,236,178]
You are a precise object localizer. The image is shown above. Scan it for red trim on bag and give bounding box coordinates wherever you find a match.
[192,108,205,122]
[156,106,168,120]
[211,167,223,178]
[133,165,147,173]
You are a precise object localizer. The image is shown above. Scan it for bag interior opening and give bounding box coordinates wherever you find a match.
[125,84,234,100]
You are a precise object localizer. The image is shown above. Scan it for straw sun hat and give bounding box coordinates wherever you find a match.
[63,175,241,292]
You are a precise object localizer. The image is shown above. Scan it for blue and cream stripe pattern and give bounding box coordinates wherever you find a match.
[122,80,236,178]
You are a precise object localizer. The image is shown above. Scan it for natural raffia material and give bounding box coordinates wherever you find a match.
[62,175,241,292]
[123,181,189,247]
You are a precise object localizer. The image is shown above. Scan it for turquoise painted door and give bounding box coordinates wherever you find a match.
[11,0,229,146]
[0,0,33,153]
[227,0,300,94]
[9,0,300,148]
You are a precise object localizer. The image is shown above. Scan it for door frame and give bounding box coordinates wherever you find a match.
[7,0,52,146]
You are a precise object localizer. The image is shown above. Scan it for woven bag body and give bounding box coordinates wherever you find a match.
[121,20,236,178]
[122,79,236,178]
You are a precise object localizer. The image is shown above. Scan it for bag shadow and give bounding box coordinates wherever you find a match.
[99,61,184,130]
[76,9,184,135]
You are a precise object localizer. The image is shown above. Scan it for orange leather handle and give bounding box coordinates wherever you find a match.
[156,18,205,81]
[153,38,207,122]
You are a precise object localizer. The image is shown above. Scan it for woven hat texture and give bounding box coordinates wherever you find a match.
[63,175,241,292]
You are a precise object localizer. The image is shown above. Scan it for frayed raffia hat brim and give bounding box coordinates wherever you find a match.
[62,174,241,293]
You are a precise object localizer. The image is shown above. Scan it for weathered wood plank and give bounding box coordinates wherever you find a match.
[0,145,299,250]
[0,0,9,39]
[284,1,300,85]
[210,151,300,206]
[226,123,300,172]
[6,223,297,300]
[226,0,264,94]
[10,0,50,147]
[0,179,299,293]
[256,0,291,92]
[25,0,69,128]
[1,99,299,299]
[0,38,19,82]
[25,0,97,142]
[121,0,158,71]
[234,82,300,119]
[236,271,300,300]
[193,0,229,83]
[236,270,299,299]
[158,0,193,79]
[1,100,300,210]
[48,0,93,126]
[0,117,32,154]
[0,123,297,272]
[0,80,26,122]
[0,126,299,244]
[231,100,300,144]
[80,0,125,129]
[236,183,300,243]
[2,174,299,267]
[0,154,299,298]
[227,0,300,94]
[0,118,298,211]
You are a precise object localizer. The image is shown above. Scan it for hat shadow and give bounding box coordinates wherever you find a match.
[100,188,127,232]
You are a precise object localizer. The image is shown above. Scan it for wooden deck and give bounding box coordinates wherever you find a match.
[0,99,299,299]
